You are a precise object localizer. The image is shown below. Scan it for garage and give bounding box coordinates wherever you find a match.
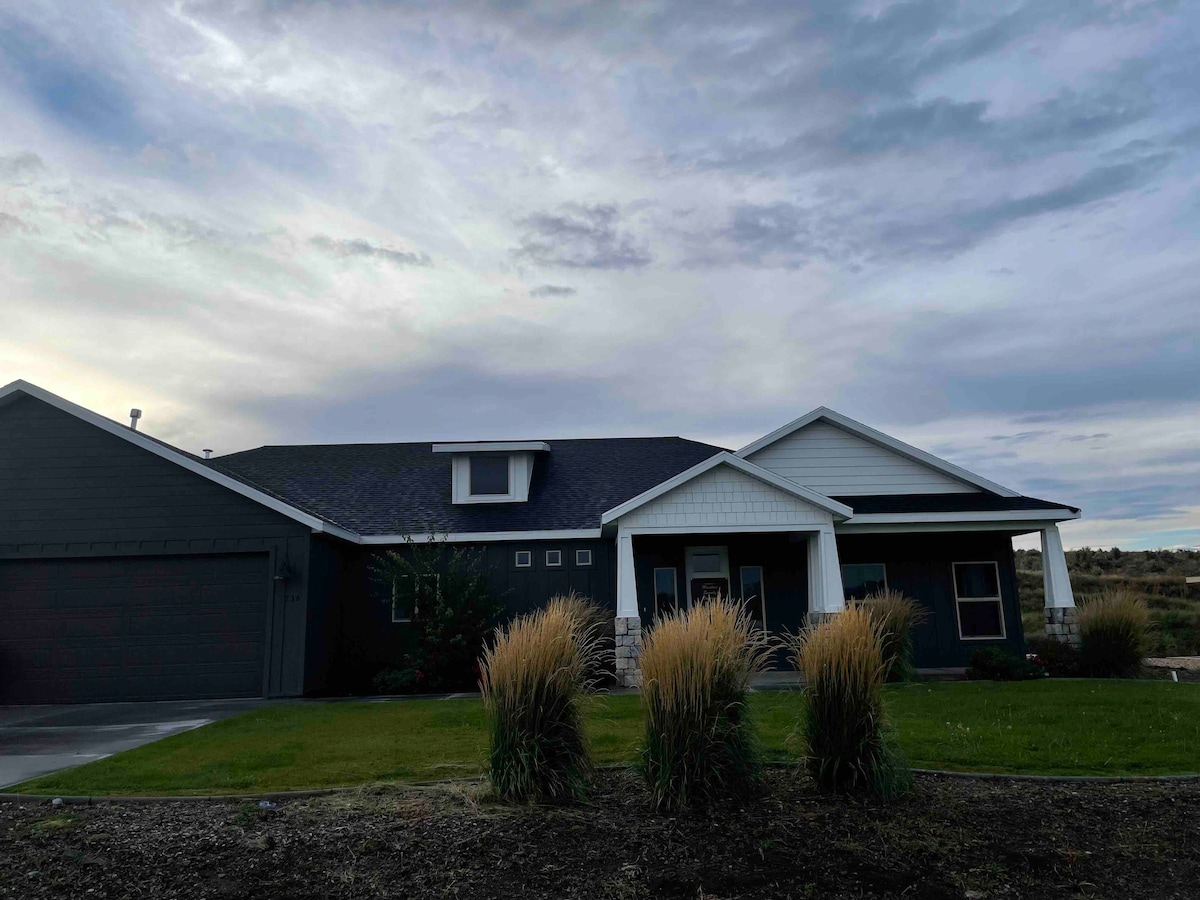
[0,553,270,704]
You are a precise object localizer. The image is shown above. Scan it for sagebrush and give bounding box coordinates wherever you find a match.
[790,606,911,799]
[479,593,608,802]
[640,598,775,811]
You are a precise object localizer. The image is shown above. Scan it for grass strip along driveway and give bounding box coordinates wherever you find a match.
[16,680,1200,797]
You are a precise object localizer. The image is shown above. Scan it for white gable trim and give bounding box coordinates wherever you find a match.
[735,407,1019,498]
[0,380,359,541]
[600,452,854,525]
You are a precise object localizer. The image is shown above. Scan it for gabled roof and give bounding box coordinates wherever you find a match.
[735,406,1020,498]
[0,380,358,540]
[600,452,855,525]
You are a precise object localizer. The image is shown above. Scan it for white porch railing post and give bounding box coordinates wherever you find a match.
[614,529,643,687]
[1040,523,1079,644]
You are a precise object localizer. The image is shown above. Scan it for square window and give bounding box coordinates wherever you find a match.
[469,455,510,495]
[392,574,439,623]
[546,549,562,567]
[575,548,593,567]
[653,567,677,617]
[841,563,887,602]
[953,562,1005,640]
[514,550,532,568]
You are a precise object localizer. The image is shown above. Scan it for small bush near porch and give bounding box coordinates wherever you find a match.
[16,680,1200,797]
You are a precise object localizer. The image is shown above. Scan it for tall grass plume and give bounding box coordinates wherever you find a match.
[857,589,928,682]
[640,598,775,811]
[479,593,608,802]
[790,606,911,799]
[1078,589,1150,678]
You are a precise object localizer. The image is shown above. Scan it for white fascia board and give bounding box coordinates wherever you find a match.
[734,406,1020,498]
[843,509,1079,525]
[358,528,602,545]
[432,441,550,453]
[600,451,854,525]
[0,379,355,539]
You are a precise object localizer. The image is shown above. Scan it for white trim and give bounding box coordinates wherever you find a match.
[601,452,853,525]
[545,549,562,567]
[685,545,730,607]
[433,441,550,453]
[358,528,602,545]
[514,550,533,568]
[0,380,358,541]
[620,523,827,536]
[952,561,1007,641]
[616,530,638,618]
[735,407,1020,498]
[843,509,1078,526]
[451,452,535,504]
[1040,523,1076,609]
[652,566,678,617]
[575,548,594,567]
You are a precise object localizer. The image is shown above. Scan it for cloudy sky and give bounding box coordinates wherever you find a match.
[1,1,1198,550]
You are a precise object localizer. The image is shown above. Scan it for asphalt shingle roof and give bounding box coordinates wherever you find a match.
[830,494,1079,515]
[208,437,726,535]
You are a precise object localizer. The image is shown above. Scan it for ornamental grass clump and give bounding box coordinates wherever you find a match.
[791,605,911,799]
[640,598,775,812]
[857,588,928,682]
[1078,589,1151,678]
[479,593,608,803]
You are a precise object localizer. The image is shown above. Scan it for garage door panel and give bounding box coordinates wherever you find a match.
[0,553,269,703]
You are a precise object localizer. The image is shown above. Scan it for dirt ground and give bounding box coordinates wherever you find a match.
[2,770,1198,899]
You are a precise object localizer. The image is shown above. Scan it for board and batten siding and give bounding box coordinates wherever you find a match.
[746,421,977,496]
[618,464,834,529]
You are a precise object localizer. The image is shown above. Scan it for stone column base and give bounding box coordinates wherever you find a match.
[1044,606,1081,646]
[614,615,643,688]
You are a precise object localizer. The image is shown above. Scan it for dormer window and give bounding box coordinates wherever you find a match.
[469,455,510,496]
[432,440,550,504]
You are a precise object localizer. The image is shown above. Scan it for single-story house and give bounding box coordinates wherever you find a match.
[0,379,1080,703]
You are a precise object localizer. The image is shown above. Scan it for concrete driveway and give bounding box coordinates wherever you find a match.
[0,698,271,790]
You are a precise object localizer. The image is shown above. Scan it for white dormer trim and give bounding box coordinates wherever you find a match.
[601,452,854,526]
[734,407,1019,498]
[449,451,536,504]
[433,441,551,454]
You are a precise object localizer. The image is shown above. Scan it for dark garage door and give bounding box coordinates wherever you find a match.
[0,554,269,704]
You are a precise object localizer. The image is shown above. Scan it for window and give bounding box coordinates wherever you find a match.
[392,574,439,624]
[469,455,510,496]
[691,552,723,574]
[653,567,677,617]
[953,561,1005,640]
[841,563,887,602]
[739,565,766,628]
[575,548,593,567]
[514,550,532,568]
[546,549,562,567]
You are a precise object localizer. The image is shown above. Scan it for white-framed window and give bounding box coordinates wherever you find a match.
[653,567,677,617]
[739,565,766,628]
[953,561,1006,640]
[575,548,593,567]
[514,550,532,568]
[392,574,440,624]
[546,549,562,567]
[469,454,510,497]
[841,563,887,602]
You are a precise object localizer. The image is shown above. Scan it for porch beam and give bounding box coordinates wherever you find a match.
[1040,524,1076,609]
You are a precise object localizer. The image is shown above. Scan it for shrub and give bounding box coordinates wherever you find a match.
[1078,590,1150,678]
[1026,637,1082,678]
[371,535,505,692]
[479,593,607,803]
[966,647,1043,681]
[790,606,911,799]
[856,589,928,682]
[640,598,775,812]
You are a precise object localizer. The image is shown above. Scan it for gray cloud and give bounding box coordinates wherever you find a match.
[515,203,652,269]
[0,151,44,185]
[0,212,36,235]
[309,235,432,267]
[529,284,576,298]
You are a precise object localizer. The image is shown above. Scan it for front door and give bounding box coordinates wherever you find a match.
[685,546,730,606]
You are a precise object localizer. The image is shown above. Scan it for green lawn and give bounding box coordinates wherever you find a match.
[16,681,1200,796]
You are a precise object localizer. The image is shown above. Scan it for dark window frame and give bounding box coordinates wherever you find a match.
[653,567,677,617]
[392,573,440,624]
[739,564,766,628]
[514,550,532,569]
[952,561,1006,640]
[546,549,562,567]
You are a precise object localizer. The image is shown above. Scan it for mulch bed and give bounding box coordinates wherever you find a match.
[2,770,1198,899]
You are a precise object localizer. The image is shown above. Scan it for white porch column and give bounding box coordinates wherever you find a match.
[1040,523,1079,645]
[808,525,846,621]
[614,529,643,688]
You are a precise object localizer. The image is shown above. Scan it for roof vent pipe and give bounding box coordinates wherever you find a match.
[203,449,212,459]
[129,408,142,431]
